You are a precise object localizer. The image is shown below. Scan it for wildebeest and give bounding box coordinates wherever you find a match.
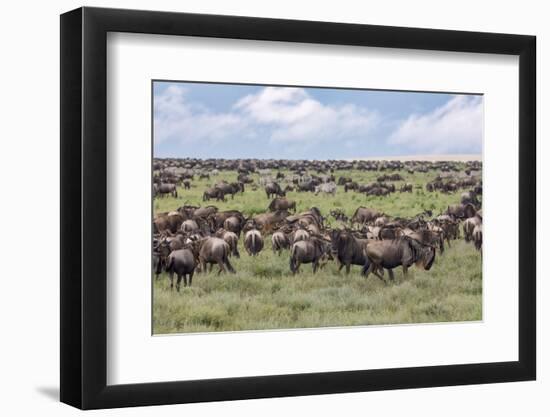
[473,224,482,253]
[181,219,199,233]
[271,231,290,255]
[223,215,244,237]
[289,237,332,274]
[197,237,236,274]
[268,198,296,212]
[330,209,348,222]
[155,183,178,198]
[460,191,481,208]
[193,205,218,218]
[165,248,196,290]
[265,182,285,199]
[446,203,476,220]
[404,228,444,255]
[400,183,413,193]
[344,182,358,192]
[203,187,224,202]
[216,229,240,258]
[248,210,289,234]
[216,182,243,200]
[183,180,191,190]
[154,212,184,234]
[330,229,370,273]
[296,181,315,192]
[291,228,310,244]
[362,236,436,281]
[463,216,482,242]
[351,207,383,226]
[244,229,264,256]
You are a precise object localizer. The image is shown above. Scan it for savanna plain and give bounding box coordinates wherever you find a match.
[153,163,482,334]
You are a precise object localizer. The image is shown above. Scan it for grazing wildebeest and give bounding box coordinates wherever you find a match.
[202,187,224,202]
[362,236,436,282]
[249,210,289,234]
[271,231,290,255]
[265,182,285,199]
[400,183,413,193]
[314,182,337,196]
[330,209,348,223]
[156,183,178,198]
[330,229,370,274]
[244,229,264,256]
[344,182,358,192]
[296,181,315,192]
[165,248,196,290]
[289,237,332,274]
[351,207,383,227]
[216,182,243,200]
[198,237,236,274]
[183,180,191,190]
[268,198,296,212]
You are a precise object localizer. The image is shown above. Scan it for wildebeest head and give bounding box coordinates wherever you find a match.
[404,236,436,270]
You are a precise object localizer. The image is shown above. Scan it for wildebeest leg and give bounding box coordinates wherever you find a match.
[387,269,395,281]
[217,259,225,275]
[188,271,193,286]
[362,262,372,278]
[225,257,236,273]
[169,272,174,290]
[402,265,408,278]
[312,260,318,273]
[176,274,182,292]
[338,262,344,272]
[345,263,351,274]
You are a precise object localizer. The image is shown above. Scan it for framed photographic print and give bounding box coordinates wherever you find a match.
[60,6,536,409]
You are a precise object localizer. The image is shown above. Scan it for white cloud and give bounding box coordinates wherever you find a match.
[388,95,483,154]
[154,85,247,145]
[154,86,380,149]
[235,87,380,143]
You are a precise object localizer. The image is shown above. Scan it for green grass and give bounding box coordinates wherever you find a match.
[153,168,482,334]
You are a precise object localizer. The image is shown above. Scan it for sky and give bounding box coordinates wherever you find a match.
[153,81,483,160]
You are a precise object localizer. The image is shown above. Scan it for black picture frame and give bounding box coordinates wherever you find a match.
[60,6,536,410]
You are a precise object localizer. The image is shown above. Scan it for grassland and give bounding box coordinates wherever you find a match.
[153,168,482,334]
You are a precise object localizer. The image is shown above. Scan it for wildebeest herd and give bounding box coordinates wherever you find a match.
[153,158,482,292]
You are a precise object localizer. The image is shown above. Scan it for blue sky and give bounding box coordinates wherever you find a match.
[153,81,483,160]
